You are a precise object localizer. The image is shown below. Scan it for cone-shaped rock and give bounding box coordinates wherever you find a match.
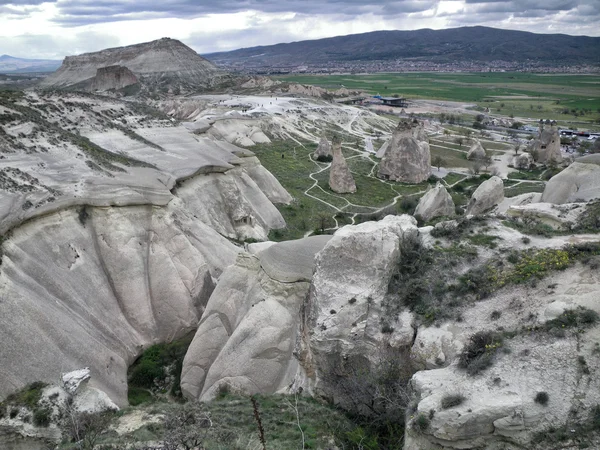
[378,120,431,183]
[527,125,562,164]
[313,135,332,160]
[329,140,356,193]
[512,152,533,170]
[414,182,455,221]
[466,176,504,216]
[467,140,486,160]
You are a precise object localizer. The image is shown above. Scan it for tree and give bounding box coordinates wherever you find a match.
[514,143,522,156]
[432,155,445,171]
[481,155,493,171]
[455,137,464,147]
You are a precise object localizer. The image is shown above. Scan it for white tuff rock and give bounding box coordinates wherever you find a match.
[466,176,504,216]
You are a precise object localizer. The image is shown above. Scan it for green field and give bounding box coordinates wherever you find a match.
[277,72,600,127]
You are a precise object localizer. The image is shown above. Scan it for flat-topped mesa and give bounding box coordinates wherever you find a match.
[41,37,231,92]
[528,123,562,164]
[329,138,356,194]
[90,65,138,92]
[378,120,431,183]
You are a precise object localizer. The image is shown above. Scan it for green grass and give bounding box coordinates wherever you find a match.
[276,72,600,127]
[251,140,431,241]
[504,181,546,197]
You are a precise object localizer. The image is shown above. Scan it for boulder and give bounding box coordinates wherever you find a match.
[465,176,504,216]
[512,152,533,170]
[541,161,600,204]
[378,121,431,183]
[414,183,455,221]
[313,135,332,160]
[528,125,562,164]
[467,140,486,161]
[329,140,357,194]
[180,235,332,401]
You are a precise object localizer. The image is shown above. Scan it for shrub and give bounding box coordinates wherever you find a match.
[490,310,502,321]
[441,394,466,409]
[458,331,503,375]
[4,382,47,409]
[128,387,153,406]
[316,154,333,163]
[33,408,51,427]
[534,391,549,406]
[413,414,430,432]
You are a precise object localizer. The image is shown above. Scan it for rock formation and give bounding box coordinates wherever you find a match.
[465,175,504,216]
[41,38,231,92]
[467,140,486,160]
[512,151,534,169]
[0,91,293,406]
[329,139,356,194]
[378,120,431,183]
[90,65,138,92]
[305,216,418,402]
[528,124,562,164]
[375,139,390,158]
[541,157,600,204]
[313,135,332,160]
[180,235,332,401]
[414,182,455,221]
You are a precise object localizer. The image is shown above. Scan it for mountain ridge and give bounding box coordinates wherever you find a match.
[203,26,600,72]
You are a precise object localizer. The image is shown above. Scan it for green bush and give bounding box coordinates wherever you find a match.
[33,408,51,427]
[413,414,430,432]
[458,332,503,376]
[4,382,47,409]
[128,387,153,406]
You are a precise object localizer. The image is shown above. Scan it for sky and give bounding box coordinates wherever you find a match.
[1,0,599,60]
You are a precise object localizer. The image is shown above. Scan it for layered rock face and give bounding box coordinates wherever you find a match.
[541,158,600,204]
[0,204,239,406]
[467,140,486,160]
[41,38,230,91]
[414,182,455,221]
[528,125,562,164]
[180,235,332,401]
[466,176,504,216]
[90,65,138,92]
[329,140,356,193]
[313,135,332,160]
[378,120,431,183]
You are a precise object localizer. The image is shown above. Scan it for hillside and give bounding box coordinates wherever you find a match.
[41,38,232,93]
[204,26,600,72]
[0,55,61,73]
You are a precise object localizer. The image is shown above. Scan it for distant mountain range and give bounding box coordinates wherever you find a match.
[204,26,600,72]
[0,55,61,73]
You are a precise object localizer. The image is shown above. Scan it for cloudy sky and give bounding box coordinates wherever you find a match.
[1,0,599,60]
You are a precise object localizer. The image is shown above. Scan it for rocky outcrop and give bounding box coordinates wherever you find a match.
[507,202,587,230]
[512,152,533,170]
[405,261,600,450]
[528,125,562,164]
[313,135,332,160]
[376,139,390,158]
[378,120,431,183]
[329,140,356,193]
[90,65,138,92]
[0,203,240,407]
[414,183,455,221]
[541,160,600,204]
[180,236,332,401]
[304,216,418,401]
[41,38,231,92]
[466,176,504,216]
[467,140,486,160]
